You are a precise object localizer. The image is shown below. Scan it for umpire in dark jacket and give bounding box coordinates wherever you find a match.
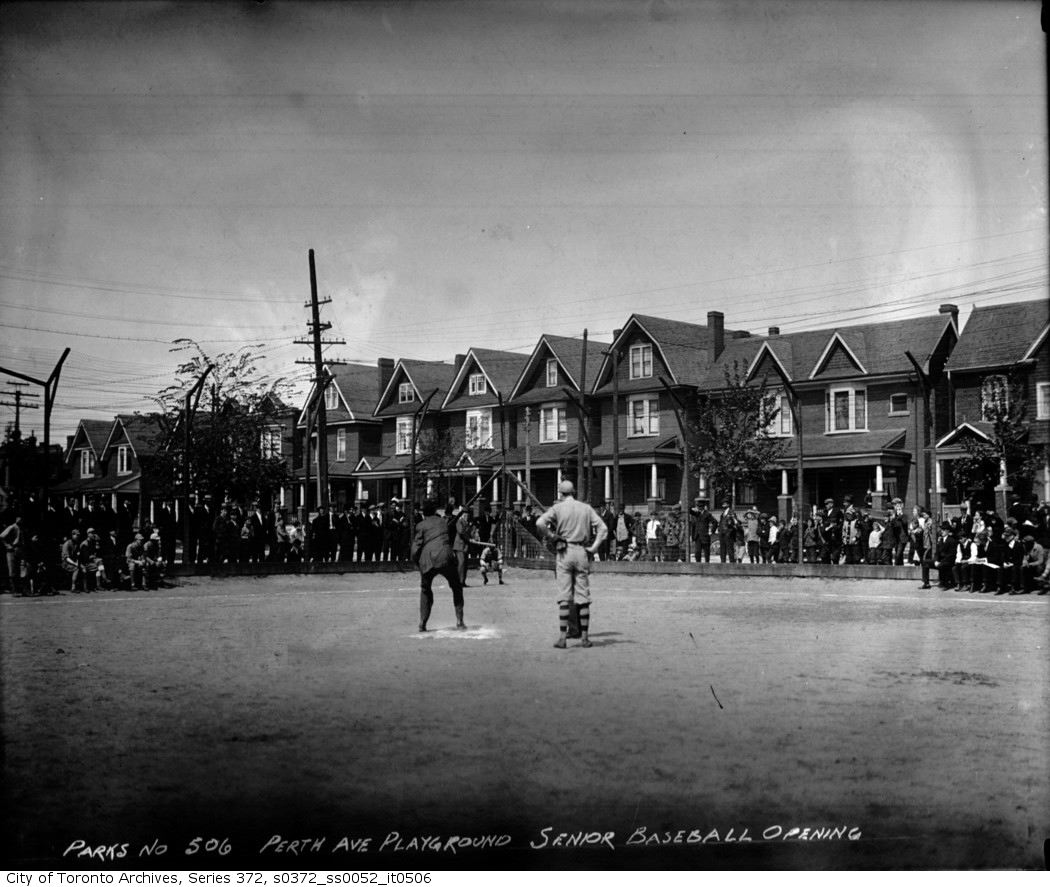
[411,499,466,632]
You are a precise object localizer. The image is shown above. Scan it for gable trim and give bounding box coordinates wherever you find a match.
[935,422,993,449]
[508,336,580,401]
[441,350,500,409]
[591,315,678,394]
[297,365,355,426]
[1021,322,1049,362]
[746,341,793,384]
[809,331,868,380]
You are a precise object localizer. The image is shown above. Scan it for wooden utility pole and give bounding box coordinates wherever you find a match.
[607,345,621,508]
[0,383,39,438]
[181,365,213,563]
[576,330,588,501]
[524,405,532,496]
[294,249,345,514]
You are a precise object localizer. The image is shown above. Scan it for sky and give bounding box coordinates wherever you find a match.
[0,0,1046,442]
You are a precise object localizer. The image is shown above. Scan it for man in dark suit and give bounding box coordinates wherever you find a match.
[717,500,737,563]
[411,498,465,632]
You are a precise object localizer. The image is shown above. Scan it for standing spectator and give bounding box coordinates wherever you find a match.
[144,532,164,589]
[867,520,883,564]
[644,512,663,561]
[819,498,843,564]
[599,502,618,560]
[915,508,936,589]
[716,501,737,563]
[614,508,634,560]
[1,515,25,596]
[743,509,760,563]
[663,506,684,561]
[247,502,267,562]
[156,500,177,567]
[452,505,472,585]
[766,516,780,563]
[888,501,908,565]
[78,527,101,592]
[690,503,715,563]
[803,519,818,563]
[842,507,863,564]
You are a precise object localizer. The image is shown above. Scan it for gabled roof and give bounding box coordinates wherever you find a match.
[947,299,1050,372]
[441,348,528,410]
[374,359,456,417]
[507,334,609,401]
[103,414,165,459]
[702,312,956,388]
[64,419,113,463]
[298,362,382,425]
[935,421,994,449]
[591,314,751,393]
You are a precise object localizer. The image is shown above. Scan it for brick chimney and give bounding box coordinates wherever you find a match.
[707,311,725,358]
[768,326,780,337]
[939,304,959,325]
[377,358,394,397]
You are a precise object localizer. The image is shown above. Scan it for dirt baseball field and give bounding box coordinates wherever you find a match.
[2,568,1047,870]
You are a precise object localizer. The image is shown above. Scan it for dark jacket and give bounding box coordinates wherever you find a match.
[412,515,456,572]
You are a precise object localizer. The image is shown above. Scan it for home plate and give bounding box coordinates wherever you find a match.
[413,626,502,640]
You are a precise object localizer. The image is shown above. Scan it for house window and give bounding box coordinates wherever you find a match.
[762,391,793,437]
[981,374,1008,421]
[628,395,659,437]
[1037,382,1050,420]
[336,429,346,462]
[825,386,867,433]
[324,384,339,411]
[396,417,413,455]
[465,409,493,449]
[468,373,487,396]
[546,358,558,387]
[79,449,95,478]
[539,404,567,443]
[398,382,414,404]
[629,343,653,380]
[116,445,131,475]
[260,428,281,459]
[889,393,909,416]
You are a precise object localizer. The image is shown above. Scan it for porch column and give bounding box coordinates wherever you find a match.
[995,457,1012,516]
[401,477,408,499]
[149,500,156,523]
[492,475,499,503]
[356,479,364,500]
[777,468,792,524]
[871,465,886,516]
[557,468,563,486]
[1044,456,1050,504]
[475,474,482,494]
[426,477,434,497]
[515,471,524,505]
[650,462,658,498]
[299,484,306,509]
[604,467,611,502]
[111,493,118,510]
[279,487,285,508]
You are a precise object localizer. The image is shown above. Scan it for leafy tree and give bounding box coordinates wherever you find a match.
[688,361,789,508]
[150,339,293,505]
[951,374,1042,500]
[413,426,461,505]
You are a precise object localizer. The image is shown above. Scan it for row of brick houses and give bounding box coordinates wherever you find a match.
[53,298,1050,525]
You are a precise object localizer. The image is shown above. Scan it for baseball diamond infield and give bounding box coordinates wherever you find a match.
[1,570,1047,870]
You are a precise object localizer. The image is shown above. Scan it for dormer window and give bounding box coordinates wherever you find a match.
[468,373,487,396]
[825,386,867,433]
[324,384,339,411]
[398,382,414,404]
[80,449,95,478]
[117,445,131,475]
[546,358,558,387]
[629,344,653,380]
